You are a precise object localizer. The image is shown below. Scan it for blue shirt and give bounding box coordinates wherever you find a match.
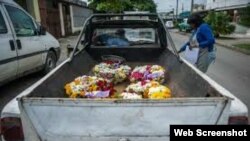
[98,34,129,47]
[180,23,215,52]
[107,38,129,47]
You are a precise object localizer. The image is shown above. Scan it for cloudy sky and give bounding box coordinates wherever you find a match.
[154,0,206,13]
[81,0,207,13]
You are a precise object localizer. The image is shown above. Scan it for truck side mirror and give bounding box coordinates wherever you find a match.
[38,26,46,35]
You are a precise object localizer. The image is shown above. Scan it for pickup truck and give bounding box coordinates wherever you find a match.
[1,14,248,141]
[178,18,191,32]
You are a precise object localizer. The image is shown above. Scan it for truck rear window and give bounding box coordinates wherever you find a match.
[92,28,158,47]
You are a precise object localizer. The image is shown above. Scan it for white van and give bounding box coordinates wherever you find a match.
[0,0,60,85]
[165,20,174,28]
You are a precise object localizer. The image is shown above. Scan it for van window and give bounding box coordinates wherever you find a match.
[5,5,36,36]
[0,11,7,34]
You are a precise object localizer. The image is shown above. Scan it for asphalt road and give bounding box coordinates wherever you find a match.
[169,30,250,117]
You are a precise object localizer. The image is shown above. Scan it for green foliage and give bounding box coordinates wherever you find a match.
[239,6,250,27]
[205,11,235,36]
[234,44,250,50]
[88,0,157,13]
[132,0,157,13]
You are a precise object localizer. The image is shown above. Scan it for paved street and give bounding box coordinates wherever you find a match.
[0,31,250,123]
[169,30,250,117]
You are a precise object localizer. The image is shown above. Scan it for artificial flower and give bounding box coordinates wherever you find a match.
[64,75,115,99]
[93,62,131,84]
[120,92,142,99]
[130,65,166,83]
[125,80,171,99]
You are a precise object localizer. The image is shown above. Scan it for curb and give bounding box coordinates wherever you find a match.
[215,42,250,55]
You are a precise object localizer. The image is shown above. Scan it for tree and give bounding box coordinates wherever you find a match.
[205,11,235,37]
[132,0,157,13]
[239,6,250,27]
[88,0,157,13]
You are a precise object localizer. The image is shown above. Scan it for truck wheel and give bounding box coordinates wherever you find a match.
[42,51,57,74]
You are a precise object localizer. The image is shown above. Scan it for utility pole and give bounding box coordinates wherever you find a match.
[172,8,175,21]
[182,3,184,12]
[191,0,194,13]
[176,0,179,20]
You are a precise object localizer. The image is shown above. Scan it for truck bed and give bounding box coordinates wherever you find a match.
[27,49,221,98]
[87,62,184,97]
[19,46,230,141]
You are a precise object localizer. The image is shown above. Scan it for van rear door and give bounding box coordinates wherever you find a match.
[0,4,18,83]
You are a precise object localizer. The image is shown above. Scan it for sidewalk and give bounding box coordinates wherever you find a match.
[216,38,250,55]
[57,35,79,64]
[174,29,250,55]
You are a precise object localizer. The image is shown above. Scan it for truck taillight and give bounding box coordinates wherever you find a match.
[228,116,249,125]
[0,117,24,141]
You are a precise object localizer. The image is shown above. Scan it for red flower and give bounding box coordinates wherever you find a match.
[146,65,151,71]
[109,88,117,96]
[104,61,114,64]
[141,80,147,86]
[131,72,143,79]
[97,80,104,87]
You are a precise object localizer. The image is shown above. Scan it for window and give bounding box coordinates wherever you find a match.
[0,11,7,34]
[92,28,157,48]
[47,0,58,9]
[5,5,36,36]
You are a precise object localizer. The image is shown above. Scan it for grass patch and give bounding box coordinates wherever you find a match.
[234,44,250,50]
[217,36,236,40]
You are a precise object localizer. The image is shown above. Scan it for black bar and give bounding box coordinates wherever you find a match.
[170,125,250,141]
[16,39,22,49]
[92,13,158,17]
[9,40,15,51]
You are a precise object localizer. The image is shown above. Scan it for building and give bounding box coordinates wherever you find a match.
[206,0,250,10]
[14,0,93,38]
[206,0,250,22]
[158,11,175,21]
[193,4,205,12]
[179,11,191,19]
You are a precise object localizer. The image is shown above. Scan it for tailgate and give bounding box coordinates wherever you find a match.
[18,97,230,141]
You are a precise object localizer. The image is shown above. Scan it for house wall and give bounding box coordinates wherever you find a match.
[70,5,93,33]
[39,0,61,38]
[206,0,250,10]
[33,0,41,22]
[15,0,92,38]
[14,0,40,22]
[59,3,65,36]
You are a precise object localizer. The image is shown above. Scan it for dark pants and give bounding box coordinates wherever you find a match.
[196,48,216,73]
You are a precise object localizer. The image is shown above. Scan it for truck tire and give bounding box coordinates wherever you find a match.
[42,51,57,74]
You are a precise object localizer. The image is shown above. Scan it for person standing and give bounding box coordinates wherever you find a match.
[178,14,216,73]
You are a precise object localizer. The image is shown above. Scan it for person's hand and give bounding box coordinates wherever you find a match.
[191,44,199,48]
[189,41,199,49]
[189,44,199,50]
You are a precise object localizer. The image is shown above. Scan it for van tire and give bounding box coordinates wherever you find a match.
[42,51,57,74]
